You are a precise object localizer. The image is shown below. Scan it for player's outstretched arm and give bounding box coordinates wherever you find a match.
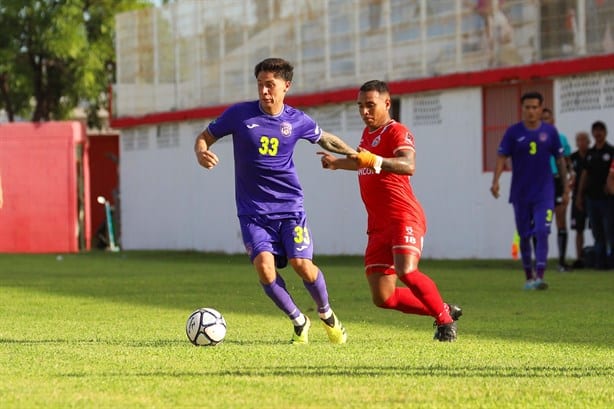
[317,151,358,171]
[317,131,357,155]
[194,128,219,169]
[353,147,415,175]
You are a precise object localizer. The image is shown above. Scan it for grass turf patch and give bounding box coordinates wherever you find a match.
[0,252,612,408]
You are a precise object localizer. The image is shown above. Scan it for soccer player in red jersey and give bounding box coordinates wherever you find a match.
[318,80,461,341]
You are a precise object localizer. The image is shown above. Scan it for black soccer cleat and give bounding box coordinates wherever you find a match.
[433,303,462,342]
[434,321,457,342]
[448,303,463,321]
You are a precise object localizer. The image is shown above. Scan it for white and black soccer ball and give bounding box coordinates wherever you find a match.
[186,307,227,346]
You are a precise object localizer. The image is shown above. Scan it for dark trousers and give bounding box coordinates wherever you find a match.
[586,197,614,268]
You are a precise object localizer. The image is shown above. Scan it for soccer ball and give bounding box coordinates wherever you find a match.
[185,307,227,346]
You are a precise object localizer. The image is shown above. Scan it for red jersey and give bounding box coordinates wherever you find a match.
[358,120,426,231]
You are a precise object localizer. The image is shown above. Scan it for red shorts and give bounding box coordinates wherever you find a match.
[364,220,425,275]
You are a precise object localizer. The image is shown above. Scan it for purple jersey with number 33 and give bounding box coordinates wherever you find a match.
[498,121,562,203]
[207,101,322,216]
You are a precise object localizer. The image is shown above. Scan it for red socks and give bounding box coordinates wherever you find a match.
[397,269,452,325]
[381,287,431,316]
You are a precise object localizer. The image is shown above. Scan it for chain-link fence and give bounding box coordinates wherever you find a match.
[114,0,613,117]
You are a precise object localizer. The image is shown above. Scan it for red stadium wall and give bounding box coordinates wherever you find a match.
[0,122,91,253]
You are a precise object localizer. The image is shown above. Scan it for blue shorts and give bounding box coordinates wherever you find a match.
[239,212,314,269]
[512,200,554,238]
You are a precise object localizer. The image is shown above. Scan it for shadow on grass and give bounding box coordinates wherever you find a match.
[0,338,187,347]
[55,365,613,378]
[0,337,288,347]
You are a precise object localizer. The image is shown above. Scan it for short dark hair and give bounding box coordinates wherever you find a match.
[542,107,552,115]
[521,91,544,105]
[254,58,293,82]
[592,121,607,132]
[359,80,390,94]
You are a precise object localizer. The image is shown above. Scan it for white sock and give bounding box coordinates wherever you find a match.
[319,309,333,320]
[292,313,306,327]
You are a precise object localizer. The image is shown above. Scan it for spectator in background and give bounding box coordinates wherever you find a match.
[587,0,614,52]
[596,0,614,52]
[576,121,614,269]
[541,108,572,271]
[474,0,519,66]
[255,0,281,22]
[368,0,384,31]
[570,132,591,268]
[540,0,578,58]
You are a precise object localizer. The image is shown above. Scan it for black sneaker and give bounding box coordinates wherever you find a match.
[558,263,571,272]
[571,259,584,269]
[433,303,462,342]
[448,303,463,321]
[434,321,457,342]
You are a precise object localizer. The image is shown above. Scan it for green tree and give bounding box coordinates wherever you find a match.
[0,0,150,126]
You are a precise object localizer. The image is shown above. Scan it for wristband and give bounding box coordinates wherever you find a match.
[356,150,383,172]
[373,155,383,174]
[356,151,375,168]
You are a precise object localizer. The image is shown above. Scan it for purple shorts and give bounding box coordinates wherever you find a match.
[512,199,554,238]
[239,212,314,269]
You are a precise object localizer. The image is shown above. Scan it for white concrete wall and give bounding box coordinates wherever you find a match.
[120,123,243,252]
[404,88,516,259]
[119,119,368,255]
[119,74,613,259]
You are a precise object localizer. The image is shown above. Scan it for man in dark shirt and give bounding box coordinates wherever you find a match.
[577,121,613,269]
[569,132,590,268]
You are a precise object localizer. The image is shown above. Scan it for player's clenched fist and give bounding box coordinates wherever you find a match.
[490,181,500,198]
[317,151,338,169]
[195,149,219,169]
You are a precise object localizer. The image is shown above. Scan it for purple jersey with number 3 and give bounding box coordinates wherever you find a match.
[498,121,562,203]
[207,101,322,216]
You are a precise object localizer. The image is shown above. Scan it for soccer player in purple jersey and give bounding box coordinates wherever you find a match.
[490,91,569,290]
[194,58,356,344]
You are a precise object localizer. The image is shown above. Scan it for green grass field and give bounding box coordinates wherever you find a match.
[0,251,612,408]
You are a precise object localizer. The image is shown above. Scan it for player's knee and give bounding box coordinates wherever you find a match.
[372,291,395,309]
[289,257,309,270]
[372,296,388,309]
[289,258,317,280]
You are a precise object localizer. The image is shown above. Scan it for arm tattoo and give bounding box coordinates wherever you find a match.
[382,151,415,175]
[318,132,356,155]
[384,155,414,174]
